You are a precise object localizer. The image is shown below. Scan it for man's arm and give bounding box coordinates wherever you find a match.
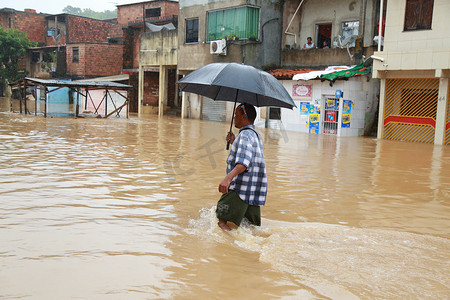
[218,163,247,193]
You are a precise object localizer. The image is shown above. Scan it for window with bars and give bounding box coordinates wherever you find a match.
[404,0,434,31]
[206,6,259,42]
[323,98,339,135]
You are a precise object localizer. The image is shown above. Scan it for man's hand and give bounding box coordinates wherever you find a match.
[226,131,235,145]
[218,176,231,193]
[218,164,247,194]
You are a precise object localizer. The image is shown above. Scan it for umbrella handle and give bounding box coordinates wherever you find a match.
[226,100,238,150]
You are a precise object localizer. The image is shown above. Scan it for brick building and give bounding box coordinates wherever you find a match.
[66,43,123,77]
[28,13,123,79]
[0,7,123,80]
[0,8,47,45]
[117,0,178,113]
[0,8,48,88]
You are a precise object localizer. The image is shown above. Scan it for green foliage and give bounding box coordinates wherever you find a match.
[63,5,117,20]
[0,26,36,85]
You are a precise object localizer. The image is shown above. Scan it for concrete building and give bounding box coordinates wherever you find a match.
[118,0,179,114]
[269,0,382,138]
[372,0,450,145]
[178,0,284,121]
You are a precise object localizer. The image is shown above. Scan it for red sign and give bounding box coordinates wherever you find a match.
[292,84,312,99]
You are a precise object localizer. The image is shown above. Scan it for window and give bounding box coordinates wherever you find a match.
[146,7,161,18]
[269,107,281,120]
[207,6,259,42]
[186,18,199,43]
[404,0,434,31]
[8,17,11,28]
[47,28,60,37]
[39,86,46,100]
[72,47,79,63]
[316,23,332,48]
[341,21,359,47]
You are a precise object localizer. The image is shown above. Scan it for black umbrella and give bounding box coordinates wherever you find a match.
[177,62,296,149]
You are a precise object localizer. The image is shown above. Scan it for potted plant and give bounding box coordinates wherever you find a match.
[248,33,257,41]
[226,33,239,41]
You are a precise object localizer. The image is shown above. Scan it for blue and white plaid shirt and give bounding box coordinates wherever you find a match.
[227,125,267,206]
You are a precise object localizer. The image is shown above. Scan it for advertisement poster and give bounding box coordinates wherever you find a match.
[343,100,353,114]
[308,104,320,114]
[326,98,337,110]
[299,102,310,115]
[342,100,352,127]
[309,113,320,134]
[342,114,351,127]
[292,84,312,100]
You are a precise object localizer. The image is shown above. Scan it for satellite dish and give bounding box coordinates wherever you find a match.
[340,35,358,47]
[338,34,359,60]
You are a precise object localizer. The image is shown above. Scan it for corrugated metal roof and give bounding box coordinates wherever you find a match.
[75,74,129,82]
[23,77,132,88]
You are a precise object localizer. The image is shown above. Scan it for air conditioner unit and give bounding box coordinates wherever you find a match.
[210,39,227,55]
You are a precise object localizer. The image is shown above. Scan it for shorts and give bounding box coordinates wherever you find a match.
[215,190,261,226]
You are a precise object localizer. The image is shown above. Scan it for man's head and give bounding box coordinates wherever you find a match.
[234,103,256,128]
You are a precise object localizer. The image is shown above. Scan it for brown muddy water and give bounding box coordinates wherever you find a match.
[0,105,449,299]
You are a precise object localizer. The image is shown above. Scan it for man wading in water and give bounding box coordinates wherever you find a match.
[216,103,267,231]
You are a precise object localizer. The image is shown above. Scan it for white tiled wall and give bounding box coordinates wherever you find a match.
[376,0,450,71]
[280,77,379,137]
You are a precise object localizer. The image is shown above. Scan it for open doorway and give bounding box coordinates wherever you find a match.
[316,23,332,49]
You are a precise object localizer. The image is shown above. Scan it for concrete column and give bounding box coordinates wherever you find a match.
[181,91,187,119]
[180,73,186,119]
[434,77,449,145]
[377,78,386,139]
[138,64,144,116]
[159,65,168,117]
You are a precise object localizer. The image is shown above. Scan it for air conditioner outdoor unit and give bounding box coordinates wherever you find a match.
[210,39,227,55]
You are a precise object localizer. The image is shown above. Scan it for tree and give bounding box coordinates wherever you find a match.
[62,5,82,16]
[63,6,117,20]
[0,26,36,89]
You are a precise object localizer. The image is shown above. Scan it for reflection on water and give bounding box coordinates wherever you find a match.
[0,110,449,299]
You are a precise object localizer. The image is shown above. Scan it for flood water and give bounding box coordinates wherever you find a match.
[0,106,449,299]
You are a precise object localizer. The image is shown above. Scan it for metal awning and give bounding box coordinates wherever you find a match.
[21,77,132,89]
[9,77,132,118]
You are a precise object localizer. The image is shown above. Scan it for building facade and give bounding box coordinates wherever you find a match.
[372,0,450,145]
[0,8,123,80]
[0,8,47,45]
[27,13,122,79]
[178,0,284,121]
[118,0,179,114]
[267,0,382,137]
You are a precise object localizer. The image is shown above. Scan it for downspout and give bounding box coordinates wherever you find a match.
[360,0,367,45]
[284,0,305,46]
[377,0,384,52]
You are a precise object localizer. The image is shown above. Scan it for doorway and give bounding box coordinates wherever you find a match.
[316,23,332,48]
[323,97,340,135]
